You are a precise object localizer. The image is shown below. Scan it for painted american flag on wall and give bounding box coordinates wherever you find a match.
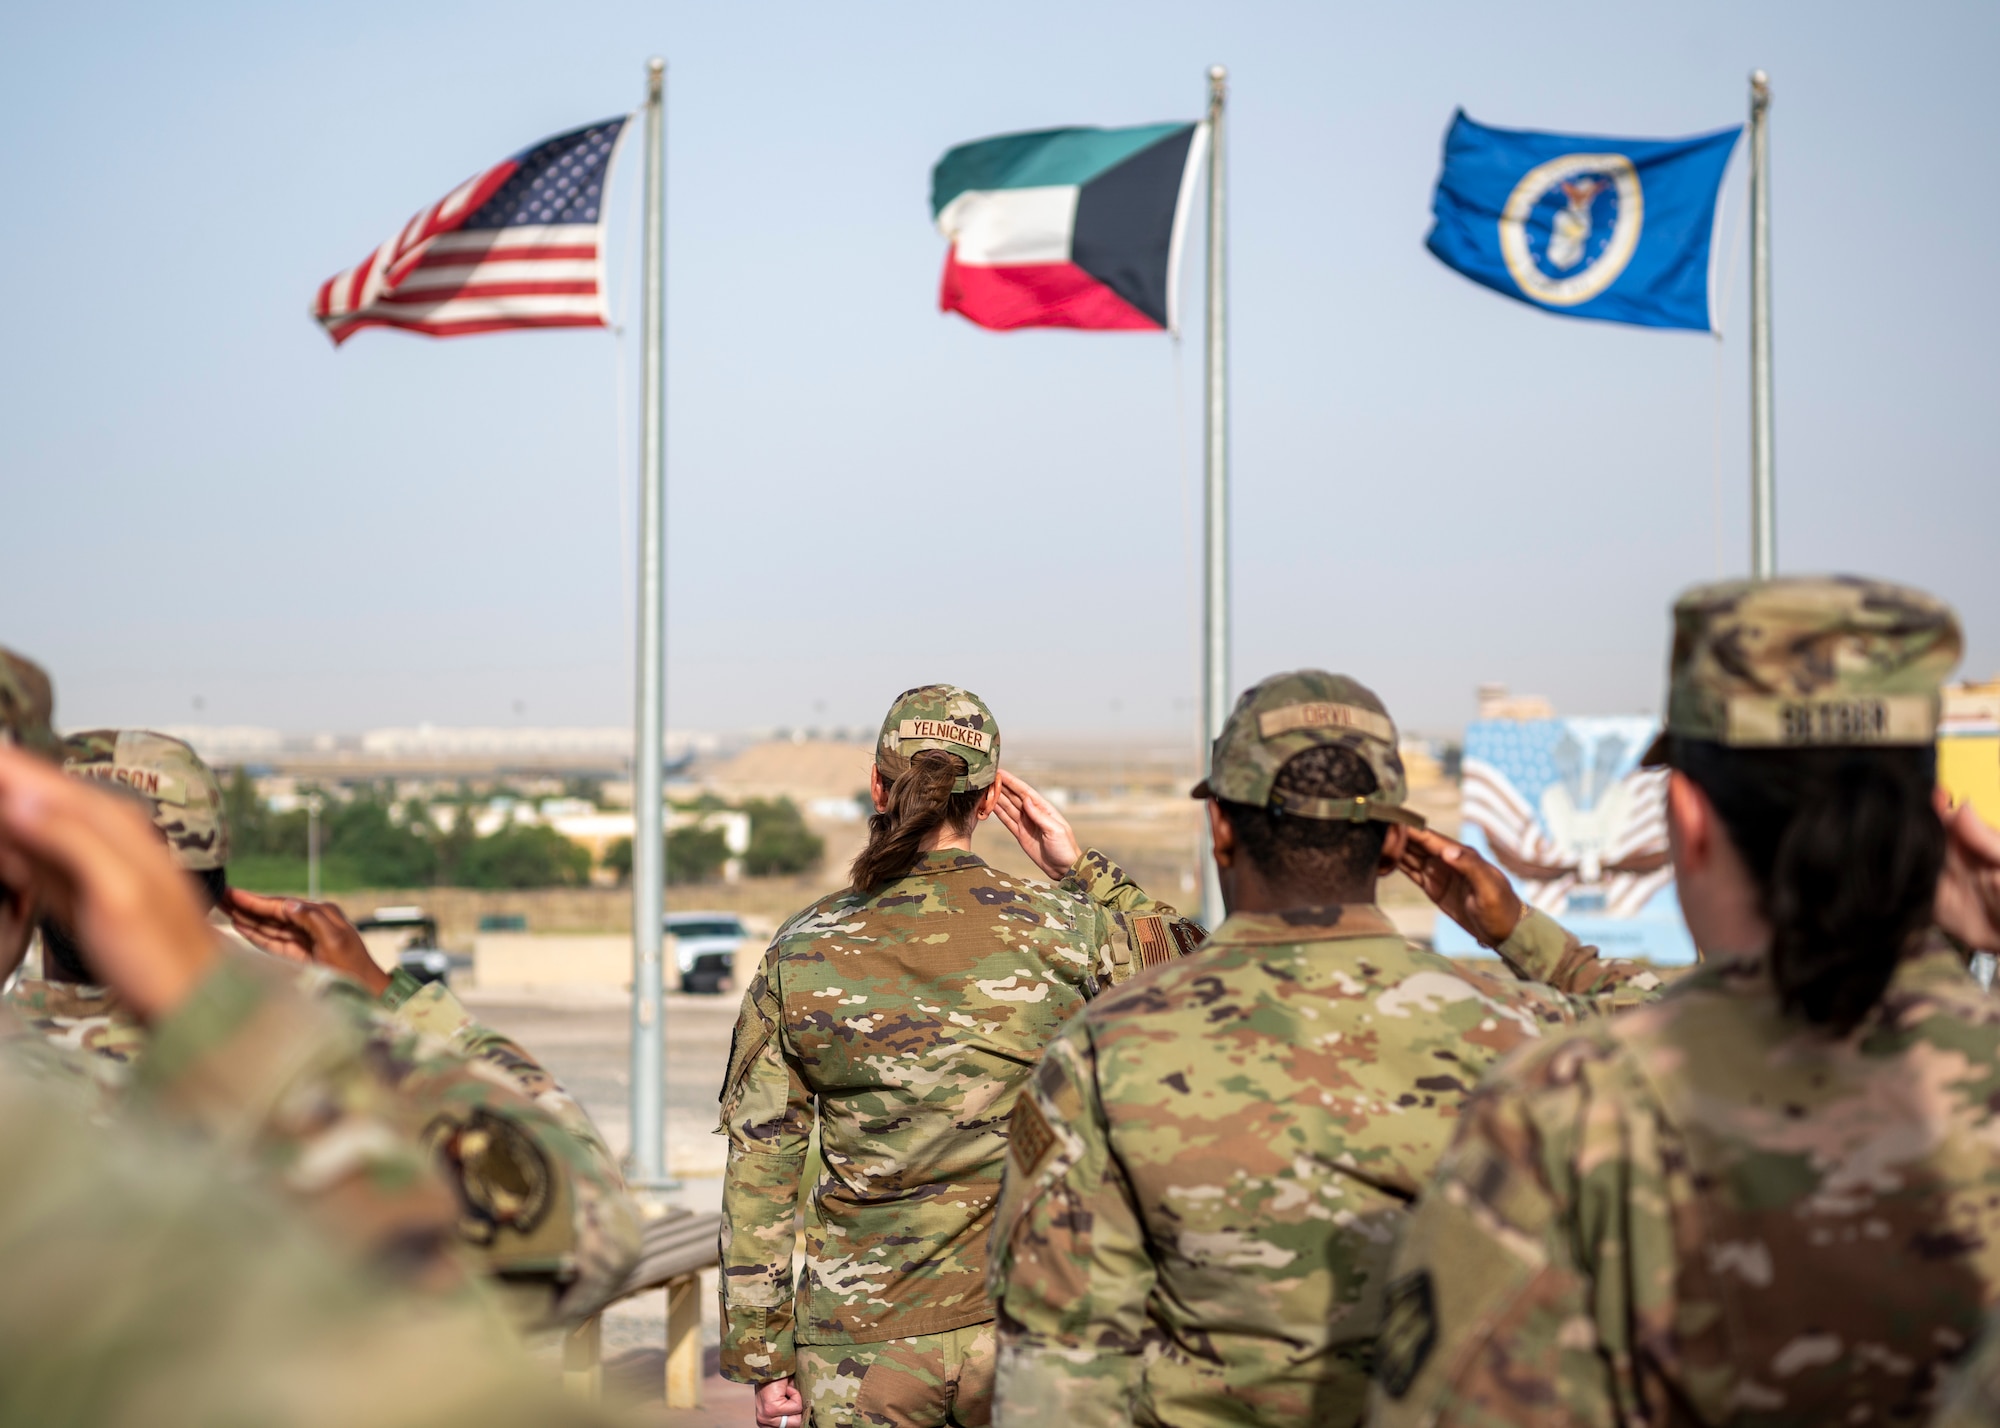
[313,117,628,345]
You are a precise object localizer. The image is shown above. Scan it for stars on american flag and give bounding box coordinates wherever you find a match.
[466,122,620,230]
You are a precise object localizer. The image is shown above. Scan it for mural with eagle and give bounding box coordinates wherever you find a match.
[1460,718,1672,920]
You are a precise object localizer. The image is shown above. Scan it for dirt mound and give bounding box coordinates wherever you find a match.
[700,740,872,802]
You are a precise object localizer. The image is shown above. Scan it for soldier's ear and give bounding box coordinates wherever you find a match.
[1665,772,1714,875]
[868,765,890,813]
[1206,800,1238,869]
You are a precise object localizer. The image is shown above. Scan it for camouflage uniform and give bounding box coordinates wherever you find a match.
[718,686,1204,1425]
[1372,577,1987,1428]
[1937,1318,2000,1428]
[0,996,628,1428]
[990,672,1660,1428]
[16,729,640,1326]
[0,648,60,759]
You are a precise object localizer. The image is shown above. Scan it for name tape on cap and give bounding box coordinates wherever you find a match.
[65,762,191,805]
[1257,702,1395,745]
[897,719,994,756]
[1724,694,1936,749]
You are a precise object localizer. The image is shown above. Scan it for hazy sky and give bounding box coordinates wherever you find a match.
[5,1,1995,742]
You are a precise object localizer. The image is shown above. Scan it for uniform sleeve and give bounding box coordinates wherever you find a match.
[718,954,813,1385]
[1492,908,1665,1009]
[0,1058,630,1428]
[990,1026,1153,1427]
[128,955,467,1293]
[1063,849,1209,990]
[380,976,632,1234]
[365,1017,642,1327]
[1370,1037,1661,1428]
[1934,1323,2000,1428]
[1063,848,1175,917]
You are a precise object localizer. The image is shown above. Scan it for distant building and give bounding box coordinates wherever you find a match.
[1942,679,2000,825]
[156,726,286,762]
[1475,683,1557,722]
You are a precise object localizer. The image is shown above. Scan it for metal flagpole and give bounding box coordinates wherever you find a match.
[1748,70,1776,580]
[1200,65,1230,930]
[629,55,673,1192]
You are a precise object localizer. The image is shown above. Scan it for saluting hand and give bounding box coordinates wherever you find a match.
[0,742,217,1022]
[993,770,1082,881]
[1395,826,1526,949]
[224,886,393,997]
[1937,792,2000,954]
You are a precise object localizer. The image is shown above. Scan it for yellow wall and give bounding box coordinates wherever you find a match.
[1941,735,2000,824]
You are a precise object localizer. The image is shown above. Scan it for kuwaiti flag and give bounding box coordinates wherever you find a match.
[931,122,1207,332]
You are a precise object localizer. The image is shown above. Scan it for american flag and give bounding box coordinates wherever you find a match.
[313,117,629,345]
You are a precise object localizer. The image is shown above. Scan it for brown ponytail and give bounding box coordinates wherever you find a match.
[1673,738,1944,1035]
[849,749,986,894]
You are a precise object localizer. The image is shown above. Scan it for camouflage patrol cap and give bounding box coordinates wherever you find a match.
[875,685,1000,793]
[1642,575,1963,767]
[62,729,230,870]
[0,647,60,759]
[1191,670,1425,827]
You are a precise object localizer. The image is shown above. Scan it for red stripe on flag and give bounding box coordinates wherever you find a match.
[939,253,1159,332]
[323,312,607,345]
[345,248,378,313]
[378,281,599,304]
[410,244,599,268]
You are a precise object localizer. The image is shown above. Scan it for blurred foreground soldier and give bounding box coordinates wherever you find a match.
[990,671,1662,1428]
[0,654,465,1288]
[7,727,639,1327]
[0,737,626,1428]
[1373,577,1993,1427]
[719,686,1204,1428]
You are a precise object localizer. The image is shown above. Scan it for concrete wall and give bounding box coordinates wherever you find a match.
[473,933,634,991]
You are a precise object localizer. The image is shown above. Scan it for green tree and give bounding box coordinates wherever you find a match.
[221,768,308,858]
[432,807,478,886]
[603,836,633,884]
[743,798,824,877]
[666,824,731,885]
[457,823,591,889]
[324,788,436,887]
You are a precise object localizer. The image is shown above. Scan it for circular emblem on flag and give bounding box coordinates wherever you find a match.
[1499,153,1644,306]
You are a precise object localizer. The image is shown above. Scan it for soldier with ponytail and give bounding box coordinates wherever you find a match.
[717,685,1203,1428]
[1378,576,2000,1428]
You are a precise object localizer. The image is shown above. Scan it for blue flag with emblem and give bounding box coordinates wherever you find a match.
[1426,111,1741,331]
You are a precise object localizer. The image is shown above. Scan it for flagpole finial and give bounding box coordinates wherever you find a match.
[1750,69,1770,108]
[1209,64,1227,85]
[648,55,665,101]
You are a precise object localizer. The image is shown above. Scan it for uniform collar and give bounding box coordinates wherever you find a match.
[1694,929,1975,998]
[908,849,988,874]
[6,976,123,1018]
[1206,903,1401,948]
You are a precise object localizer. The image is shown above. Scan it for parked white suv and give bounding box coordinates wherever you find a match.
[665,912,749,995]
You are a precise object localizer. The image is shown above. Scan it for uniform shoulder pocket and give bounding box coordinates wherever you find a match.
[1009,1086,1058,1177]
[718,968,782,1117]
[1120,914,1208,977]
